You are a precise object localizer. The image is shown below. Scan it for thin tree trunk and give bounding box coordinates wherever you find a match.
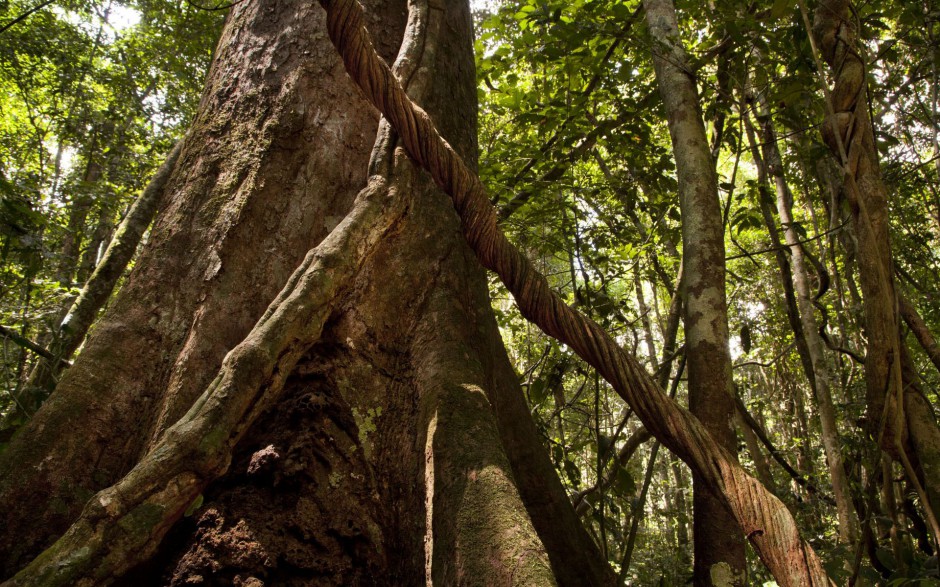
[744,113,818,404]
[54,160,100,288]
[76,201,113,285]
[735,408,774,490]
[670,459,692,581]
[642,0,746,583]
[748,92,857,542]
[574,266,682,515]
[619,356,685,584]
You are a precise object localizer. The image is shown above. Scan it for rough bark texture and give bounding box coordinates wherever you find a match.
[642,0,746,583]
[812,0,900,457]
[314,0,830,582]
[812,0,940,533]
[0,0,384,568]
[1,0,609,585]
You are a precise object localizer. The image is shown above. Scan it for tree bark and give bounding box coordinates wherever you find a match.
[1,1,612,585]
[642,0,746,583]
[745,91,857,542]
[0,0,842,584]
[320,0,831,581]
[811,0,940,537]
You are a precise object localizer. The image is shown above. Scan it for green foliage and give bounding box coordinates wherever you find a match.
[0,0,222,421]
[2,0,940,581]
[478,0,940,582]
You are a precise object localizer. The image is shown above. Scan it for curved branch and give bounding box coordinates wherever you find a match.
[733,394,834,505]
[0,0,55,34]
[899,292,940,376]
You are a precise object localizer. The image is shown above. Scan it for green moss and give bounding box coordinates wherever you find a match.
[198,423,229,457]
[329,471,343,488]
[17,542,94,587]
[454,465,556,586]
[709,562,745,587]
[117,502,165,536]
[351,406,382,458]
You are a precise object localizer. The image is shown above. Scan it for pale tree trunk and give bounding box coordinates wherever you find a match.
[0,0,612,584]
[761,115,857,543]
[744,116,819,416]
[75,198,113,285]
[734,408,774,490]
[747,93,857,543]
[642,0,746,584]
[810,0,940,539]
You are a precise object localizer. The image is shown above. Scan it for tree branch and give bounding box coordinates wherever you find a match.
[0,326,70,368]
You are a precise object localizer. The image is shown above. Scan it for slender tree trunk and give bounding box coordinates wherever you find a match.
[642,0,746,583]
[735,408,774,490]
[54,160,100,287]
[75,200,113,285]
[670,459,692,580]
[748,93,857,542]
[744,115,818,403]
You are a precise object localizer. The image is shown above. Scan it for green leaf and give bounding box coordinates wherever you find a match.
[530,378,549,404]
[611,468,636,497]
[770,0,795,20]
[184,494,204,517]
[564,460,581,486]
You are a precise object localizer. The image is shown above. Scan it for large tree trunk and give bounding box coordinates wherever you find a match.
[0,0,612,584]
[642,0,746,584]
